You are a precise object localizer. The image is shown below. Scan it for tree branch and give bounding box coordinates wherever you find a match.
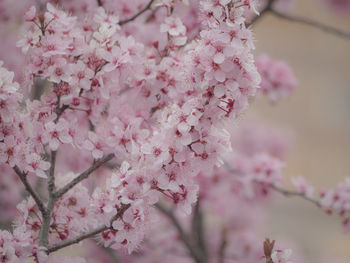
[247,0,350,40]
[47,204,130,253]
[154,203,206,263]
[13,166,46,215]
[48,151,56,195]
[269,184,321,208]
[38,95,68,248]
[191,199,207,258]
[40,150,58,247]
[224,162,321,208]
[269,9,350,40]
[119,0,155,25]
[55,153,115,198]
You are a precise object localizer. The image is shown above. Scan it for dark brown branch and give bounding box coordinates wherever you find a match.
[154,203,206,263]
[47,204,130,253]
[55,153,115,198]
[270,9,350,40]
[119,0,155,25]
[13,166,46,215]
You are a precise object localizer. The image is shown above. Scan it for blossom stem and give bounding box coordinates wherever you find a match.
[13,166,47,215]
[55,153,115,198]
[119,0,155,25]
[47,204,130,253]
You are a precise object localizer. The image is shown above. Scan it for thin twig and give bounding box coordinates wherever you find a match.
[119,0,155,25]
[47,204,130,253]
[270,9,350,40]
[154,203,206,263]
[247,0,350,40]
[247,0,275,26]
[13,166,46,215]
[269,184,321,208]
[145,6,160,23]
[224,162,322,208]
[48,151,56,194]
[55,153,115,198]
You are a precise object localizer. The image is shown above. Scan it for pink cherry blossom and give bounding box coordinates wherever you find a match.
[271,248,293,263]
[24,6,36,22]
[0,1,347,263]
[83,131,104,159]
[160,16,187,37]
[24,153,50,178]
[43,120,73,151]
[256,54,297,103]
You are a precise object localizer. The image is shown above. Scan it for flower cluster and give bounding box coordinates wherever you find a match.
[1,0,261,260]
[0,0,348,262]
[256,55,297,103]
[320,178,350,232]
[0,228,34,263]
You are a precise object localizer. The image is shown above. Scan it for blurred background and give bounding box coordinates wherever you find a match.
[249,0,350,261]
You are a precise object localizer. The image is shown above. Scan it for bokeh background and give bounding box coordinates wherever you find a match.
[249,0,350,261]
